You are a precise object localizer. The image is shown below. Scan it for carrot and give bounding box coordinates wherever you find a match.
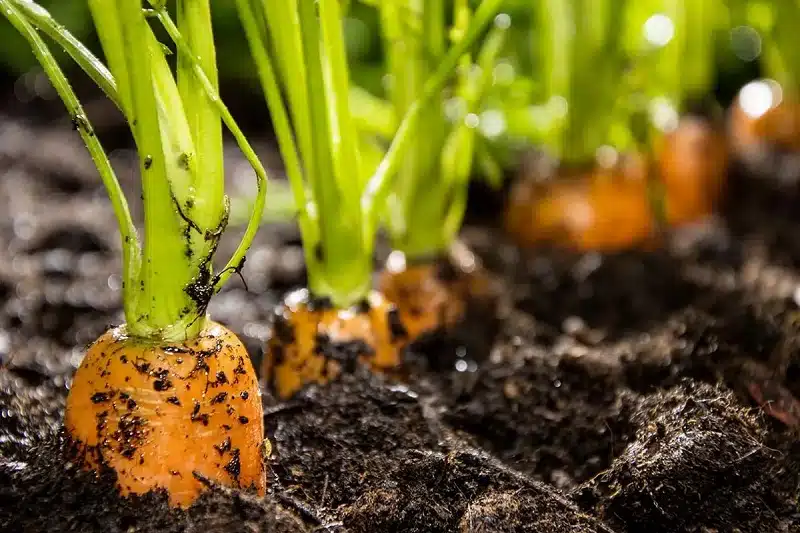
[505,161,655,251]
[506,114,728,252]
[3,0,268,506]
[503,0,723,252]
[262,290,406,400]
[731,0,800,157]
[730,80,800,155]
[236,0,504,398]
[657,115,728,226]
[377,246,496,342]
[65,322,264,507]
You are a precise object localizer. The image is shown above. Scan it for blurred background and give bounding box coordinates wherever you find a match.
[0,0,771,139]
[0,0,798,250]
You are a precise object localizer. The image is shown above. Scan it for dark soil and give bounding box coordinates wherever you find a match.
[1,99,800,532]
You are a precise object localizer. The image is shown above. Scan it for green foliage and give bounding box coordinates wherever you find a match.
[738,0,800,89]
[352,0,509,259]
[236,0,503,305]
[521,0,725,163]
[1,0,267,342]
[0,0,92,73]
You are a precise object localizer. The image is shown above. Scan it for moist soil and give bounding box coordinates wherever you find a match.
[1,97,800,532]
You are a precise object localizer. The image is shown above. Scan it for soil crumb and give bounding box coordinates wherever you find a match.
[575,381,799,533]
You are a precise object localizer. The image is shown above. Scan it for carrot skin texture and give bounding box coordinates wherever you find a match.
[730,90,800,154]
[65,321,265,508]
[377,249,495,342]
[263,289,406,400]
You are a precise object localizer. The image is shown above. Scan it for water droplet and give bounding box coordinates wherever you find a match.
[730,25,761,62]
[562,316,585,335]
[386,250,407,273]
[494,13,511,30]
[595,145,619,169]
[33,70,56,100]
[644,14,674,47]
[792,285,800,307]
[649,97,679,133]
[13,215,35,240]
[550,95,569,118]
[493,62,515,85]
[389,384,418,399]
[739,79,780,119]
[480,110,507,139]
[445,97,467,122]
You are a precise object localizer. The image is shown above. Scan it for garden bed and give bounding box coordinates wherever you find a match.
[1,110,799,532]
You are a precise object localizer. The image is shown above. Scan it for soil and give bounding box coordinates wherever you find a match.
[1,90,800,532]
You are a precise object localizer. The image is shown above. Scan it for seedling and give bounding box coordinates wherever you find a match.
[2,0,268,507]
[346,1,509,344]
[235,0,503,398]
[505,0,727,251]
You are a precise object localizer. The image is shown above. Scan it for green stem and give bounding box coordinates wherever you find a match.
[319,0,362,194]
[426,0,445,60]
[361,0,505,247]
[379,0,433,241]
[118,0,198,341]
[302,0,370,306]
[87,0,132,115]
[233,0,316,244]
[297,0,367,304]
[769,0,800,89]
[262,0,316,203]
[348,86,396,139]
[682,0,714,98]
[11,0,121,109]
[175,0,224,236]
[0,0,141,323]
[153,8,268,292]
[440,19,507,247]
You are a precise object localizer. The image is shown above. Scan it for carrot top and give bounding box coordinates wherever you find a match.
[235,0,504,306]
[2,0,268,342]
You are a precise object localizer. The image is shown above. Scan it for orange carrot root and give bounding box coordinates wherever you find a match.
[506,116,727,251]
[65,321,265,508]
[505,163,655,251]
[730,81,800,155]
[262,289,407,399]
[658,115,728,226]
[378,245,495,342]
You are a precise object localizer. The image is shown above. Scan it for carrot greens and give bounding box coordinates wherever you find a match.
[528,0,722,163]
[740,0,800,90]
[352,0,510,259]
[1,0,268,342]
[235,0,504,306]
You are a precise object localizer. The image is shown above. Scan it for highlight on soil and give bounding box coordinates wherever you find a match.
[504,0,729,251]
[235,0,505,399]
[1,0,268,507]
